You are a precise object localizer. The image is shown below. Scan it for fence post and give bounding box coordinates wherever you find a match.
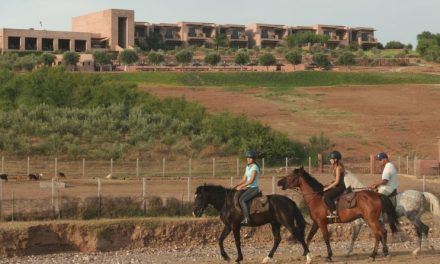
[318,154,323,173]
[57,188,61,220]
[51,178,55,216]
[0,180,2,221]
[414,156,417,177]
[398,156,401,173]
[272,175,275,194]
[236,158,239,177]
[285,157,288,174]
[370,154,375,174]
[406,156,409,175]
[189,158,192,178]
[110,158,113,176]
[54,157,58,178]
[136,158,139,180]
[162,158,165,177]
[11,191,14,222]
[423,175,426,192]
[230,176,233,188]
[98,178,102,218]
[212,158,216,177]
[187,176,191,202]
[82,158,85,178]
[1,156,3,173]
[262,158,265,175]
[308,157,311,173]
[27,157,30,176]
[142,177,147,215]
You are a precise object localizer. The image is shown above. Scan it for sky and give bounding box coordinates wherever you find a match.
[1,0,439,46]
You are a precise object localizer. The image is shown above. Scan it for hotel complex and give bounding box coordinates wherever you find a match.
[0,9,378,53]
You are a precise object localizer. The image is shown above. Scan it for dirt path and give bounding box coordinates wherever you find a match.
[142,84,440,161]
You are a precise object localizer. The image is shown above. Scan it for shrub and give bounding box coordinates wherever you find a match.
[337,51,356,65]
[285,50,302,69]
[259,53,276,71]
[312,52,330,68]
[385,41,405,49]
[175,50,193,66]
[204,52,221,66]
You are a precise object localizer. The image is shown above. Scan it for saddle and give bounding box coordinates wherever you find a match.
[337,187,357,211]
[233,190,270,215]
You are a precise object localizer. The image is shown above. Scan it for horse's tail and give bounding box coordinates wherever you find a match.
[423,192,440,222]
[380,194,399,233]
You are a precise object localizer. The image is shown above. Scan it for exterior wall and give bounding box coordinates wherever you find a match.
[313,25,350,48]
[72,9,134,50]
[0,28,94,52]
[246,24,286,48]
[177,22,215,47]
[217,25,248,48]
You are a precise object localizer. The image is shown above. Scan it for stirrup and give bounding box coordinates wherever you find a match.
[241,217,251,225]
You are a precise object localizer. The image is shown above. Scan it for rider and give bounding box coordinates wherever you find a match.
[234,150,260,225]
[323,150,346,218]
[369,152,398,197]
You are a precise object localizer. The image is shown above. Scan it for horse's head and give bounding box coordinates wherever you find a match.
[193,185,209,217]
[277,166,304,190]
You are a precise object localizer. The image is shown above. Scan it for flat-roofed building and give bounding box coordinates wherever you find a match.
[350,27,377,49]
[177,22,216,47]
[246,23,288,48]
[72,9,135,51]
[0,28,95,53]
[313,24,350,49]
[217,24,248,48]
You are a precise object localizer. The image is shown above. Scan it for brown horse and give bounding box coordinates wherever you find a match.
[277,167,399,261]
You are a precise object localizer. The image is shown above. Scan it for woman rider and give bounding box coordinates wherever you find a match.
[323,150,346,218]
[234,150,260,225]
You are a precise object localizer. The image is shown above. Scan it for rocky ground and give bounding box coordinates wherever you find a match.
[3,237,440,264]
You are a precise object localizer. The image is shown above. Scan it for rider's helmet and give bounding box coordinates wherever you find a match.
[376,152,388,161]
[328,150,342,161]
[246,150,258,159]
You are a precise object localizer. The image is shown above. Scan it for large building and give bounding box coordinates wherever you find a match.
[0,9,377,53]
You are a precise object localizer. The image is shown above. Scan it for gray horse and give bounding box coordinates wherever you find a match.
[344,172,440,256]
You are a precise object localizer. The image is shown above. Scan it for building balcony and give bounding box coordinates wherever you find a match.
[187,32,207,40]
[163,33,182,42]
[261,34,280,41]
[228,34,248,41]
[358,36,378,43]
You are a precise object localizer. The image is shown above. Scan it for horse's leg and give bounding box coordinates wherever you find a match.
[410,217,430,255]
[289,223,312,263]
[346,219,363,256]
[368,220,384,260]
[218,225,232,261]
[318,223,333,261]
[263,223,281,263]
[306,222,318,246]
[232,225,243,263]
[381,227,389,257]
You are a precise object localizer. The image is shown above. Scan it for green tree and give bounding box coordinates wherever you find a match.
[234,52,250,70]
[284,50,302,70]
[213,34,228,50]
[312,52,330,68]
[175,50,193,67]
[148,51,165,70]
[93,51,111,72]
[63,51,80,71]
[40,53,56,67]
[204,52,221,67]
[385,41,405,49]
[307,132,331,165]
[286,31,328,48]
[259,53,276,71]
[119,49,139,71]
[337,51,356,66]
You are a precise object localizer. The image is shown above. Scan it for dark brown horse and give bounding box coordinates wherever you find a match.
[277,167,399,261]
[193,184,312,264]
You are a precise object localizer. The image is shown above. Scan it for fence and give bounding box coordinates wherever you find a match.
[0,154,437,222]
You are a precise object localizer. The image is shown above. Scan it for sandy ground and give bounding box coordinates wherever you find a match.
[143,84,440,162]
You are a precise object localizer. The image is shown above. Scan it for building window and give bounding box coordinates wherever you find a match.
[261,29,268,39]
[58,39,70,51]
[25,37,37,50]
[188,27,196,37]
[231,30,239,39]
[361,33,370,42]
[165,29,173,39]
[75,40,86,52]
[8,36,20,50]
[42,38,54,51]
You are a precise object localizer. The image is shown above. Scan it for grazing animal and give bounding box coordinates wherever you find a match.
[53,172,66,181]
[278,167,399,261]
[28,173,42,181]
[193,184,312,264]
[343,171,440,256]
[0,173,8,181]
[105,173,114,179]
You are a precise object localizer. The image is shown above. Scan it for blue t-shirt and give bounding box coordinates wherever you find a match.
[245,163,260,189]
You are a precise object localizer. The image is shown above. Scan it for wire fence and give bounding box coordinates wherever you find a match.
[0,154,437,222]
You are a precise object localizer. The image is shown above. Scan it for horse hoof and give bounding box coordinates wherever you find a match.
[262,256,273,263]
[412,248,420,256]
[306,253,313,264]
[368,256,375,262]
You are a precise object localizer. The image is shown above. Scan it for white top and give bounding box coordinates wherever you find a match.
[378,162,398,194]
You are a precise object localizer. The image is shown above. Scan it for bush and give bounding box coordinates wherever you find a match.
[148,51,165,66]
[234,52,250,67]
[385,41,405,49]
[119,49,139,70]
[285,50,302,68]
[259,53,276,70]
[175,50,193,66]
[204,52,221,66]
[312,52,330,68]
[337,51,356,66]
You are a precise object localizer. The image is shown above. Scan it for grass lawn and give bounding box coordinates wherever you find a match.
[103,71,440,89]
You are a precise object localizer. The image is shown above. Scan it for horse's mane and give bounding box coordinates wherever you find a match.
[196,184,234,196]
[297,168,324,193]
